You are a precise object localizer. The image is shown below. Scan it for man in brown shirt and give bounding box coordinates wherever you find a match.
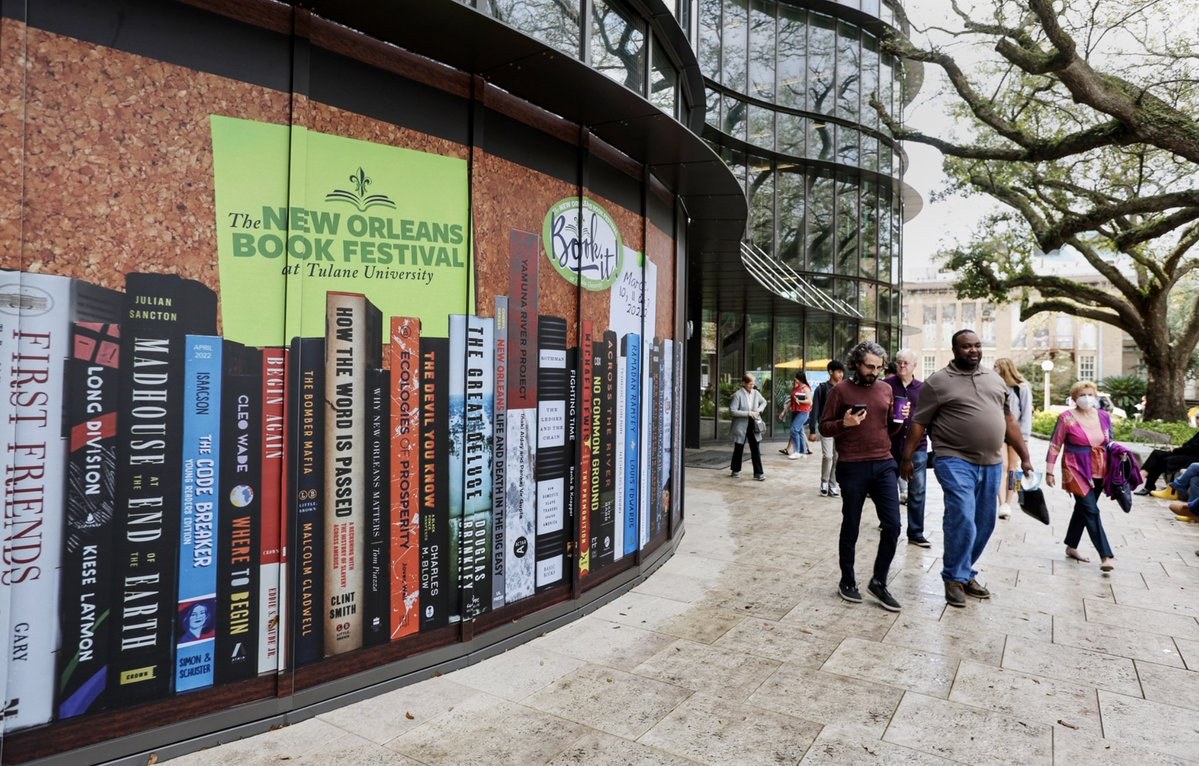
[820,341,903,611]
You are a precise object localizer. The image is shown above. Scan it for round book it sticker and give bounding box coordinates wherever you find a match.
[542,197,624,291]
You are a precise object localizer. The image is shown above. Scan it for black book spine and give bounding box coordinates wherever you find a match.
[598,331,617,566]
[289,338,325,666]
[364,367,390,646]
[534,316,568,591]
[111,273,216,706]
[420,337,451,631]
[563,347,578,580]
[215,344,262,683]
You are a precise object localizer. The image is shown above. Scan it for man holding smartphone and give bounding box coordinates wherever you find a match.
[820,341,904,611]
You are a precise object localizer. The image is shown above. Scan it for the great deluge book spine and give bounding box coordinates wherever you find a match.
[364,366,390,647]
[458,316,494,619]
[175,336,222,694]
[577,321,593,578]
[289,337,325,666]
[389,317,421,640]
[215,343,262,684]
[111,272,216,708]
[621,334,641,557]
[447,316,467,625]
[419,336,451,631]
[534,315,568,591]
[56,321,121,719]
[490,297,508,609]
[597,331,617,568]
[259,348,286,673]
[504,230,539,603]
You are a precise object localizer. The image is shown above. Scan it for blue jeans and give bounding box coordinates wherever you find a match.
[906,450,928,539]
[1170,462,1199,509]
[834,459,901,586]
[789,411,810,453]
[933,457,1003,583]
[1065,480,1113,558]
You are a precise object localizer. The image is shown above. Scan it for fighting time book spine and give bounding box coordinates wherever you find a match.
[490,297,508,608]
[389,318,421,639]
[259,348,286,673]
[504,231,539,603]
[289,337,325,666]
[534,315,567,590]
[419,336,451,631]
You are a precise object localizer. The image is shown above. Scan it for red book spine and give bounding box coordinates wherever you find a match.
[389,317,421,639]
[259,347,286,673]
[578,321,593,576]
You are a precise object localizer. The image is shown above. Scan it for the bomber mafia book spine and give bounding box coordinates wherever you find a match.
[649,339,664,540]
[215,343,262,683]
[322,292,381,655]
[456,316,494,620]
[389,317,421,640]
[56,321,121,719]
[364,366,390,647]
[577,321,593,578]
[288,337,325,666]
[175,336,222,694]
[110,272,216,708]
[490,297,508,609]
[504,231,538,603]
[587,337,605,570]
[534,315,568,590]
[597,331,617,567]
[419,335,451,631]
[259,348,286,673]
[621,334,641,557]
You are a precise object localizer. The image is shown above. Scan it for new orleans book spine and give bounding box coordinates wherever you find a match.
[596,331,617,567]
[57,321,121,718]
[175,336,222,694]
[419,336,451,631]
[289,337,324,666]
[389,318,421,639]
[534,316,567,590]
[259,348,286,673]
[621,334,641,556]
[111,272,216,708]
[504,231,539,603]
[215,343,262,684]
[364,367,390,646]
[458,316,494,619]
[490,298,508,608]
[577,321,593,578]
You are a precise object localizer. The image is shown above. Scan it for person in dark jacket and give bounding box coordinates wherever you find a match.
[1134,431,1199,495]
[809,360,846,497]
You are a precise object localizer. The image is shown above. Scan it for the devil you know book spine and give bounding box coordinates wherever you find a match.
[389,317,421,640]
[289,337,325,667]
[259,348,286,673]
[504,231,538,603]
[490,298,508,609]
[364,366,390,647]
[534,316,567,591]
[419,336,451,631]
[110,272,216,708]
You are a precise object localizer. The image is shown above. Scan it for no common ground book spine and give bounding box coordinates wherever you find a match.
[490,297,508,609]
[458,316,494,619]
[289,337,325,667]
[389,317,421,640]
[419,335,451,631]
[364,366,390,646]
[259,348,286,673]
[534,316,568,591]
[588,338,605,570]
[621,333,641,556]
[577,321,593,578]
[504,231,539,603]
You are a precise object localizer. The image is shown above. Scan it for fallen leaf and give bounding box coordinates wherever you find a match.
[1057,720,1078,729]
[146,755,159,765]
[405,712,415,720]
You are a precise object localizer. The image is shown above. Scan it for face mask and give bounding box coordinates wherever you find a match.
[1076,395,1097,410]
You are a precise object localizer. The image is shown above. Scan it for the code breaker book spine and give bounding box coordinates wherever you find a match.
[577,322,593,578]
[289,338,324,666]
[419,336,451,631]
[111,273,216,708]
[57,322,121,718]
[175,336,221,694]
[389,318,420,639]
[259,348,286,673]
[490,298,508,608]
[534,316,567,590]
[364,367,390,646]
[504,230,539,603]
[621,334,641,556]
[215,344,262,684]
[458,316,494,619]
[597,331,617,567]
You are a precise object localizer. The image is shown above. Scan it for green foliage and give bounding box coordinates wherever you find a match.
[1099,375,1147,413]
[1112,419,1199,446]
[1032,410,1057,438]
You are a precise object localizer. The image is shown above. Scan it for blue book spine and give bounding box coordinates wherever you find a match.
[175,336,222,693]
[622,334,640,556]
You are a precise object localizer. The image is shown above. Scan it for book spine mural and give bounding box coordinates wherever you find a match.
[563,347,578,581]
[588,338,605,569]
[364,367,390,646]
[613,337,626,562]
[661,339,675,533]
[577,321,593,577]
[638,260,658,551]
[671,340,683,528]
[621,333,641,556]
[259,348,286,673]
[175,336,222,693]
[490,297,508,608]
[215,344,262,683]
[419,336,451,631]
[111,272,216,708]
[389,318,421,639]
[597,331,617,567]
[447,316,466,624]
[289,337,325,666]
[649,339,664,539]
[459,316,494,619]
[535,315,568,590]
[56,321,121,718]
[504,231,539,602]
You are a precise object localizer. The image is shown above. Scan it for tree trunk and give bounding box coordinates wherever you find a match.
[1142,352,1188,422]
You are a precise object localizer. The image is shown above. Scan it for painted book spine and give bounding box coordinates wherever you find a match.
[111,272,216,708]
[534,315,568,590]
[597,331,617,567]
[459,316,494,619]
[613,337,626,563]
[490,297,508,608]
[259,348,286,673]
[621,334,641,556]
[289,337,325,666]
[419,336,451,631]
[563,347,578,582]
[504,231,539,602]
[0,278,13,729]
[588,340,605,569]
[56,321,121,717]
[175,336,222,693]
[650,339,664,539]
[389,318,421,639]
[661,339,675,532]
[364,367,390,646]
[577,321,593,577]
[447,316,466,624]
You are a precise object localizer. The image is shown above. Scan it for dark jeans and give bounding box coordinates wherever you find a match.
[731,432,764,477]
[834,459,901,586]
[1065,480,1113,559]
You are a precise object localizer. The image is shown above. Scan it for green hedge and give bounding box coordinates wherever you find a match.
[1031,410,1199,445]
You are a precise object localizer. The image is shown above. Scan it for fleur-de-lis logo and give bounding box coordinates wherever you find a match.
[325,166,396,212]
[350,167,371,197]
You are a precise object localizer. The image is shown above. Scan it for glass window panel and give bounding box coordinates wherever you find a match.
[881,1,894,26]
[1056,315,1075,349]
[776,167,803,269]
[722,0,748,93]
[716,311,745,439]
[890,186,902,270]
[880,142,893,176]
[981,303,997,347]
[836,21,860,121]
[808,13,835,115]
[698,0,722,80]
[860,179,878,279]
[777,112,805,156]
[863,0,881,15]
[880,54,895,133]
[592,0,646,93]
[860,134,878,171]
[699,307,717,440]
[722,146,748,196]
[485,0,581,57]
[861,282,878,320]
[749,162,775,253]
[748,313,773,425]
[961,302,977,330]
[1080,322,1098,349]
[923,305,937,338]
[723,95,747,141]
[706,86,722,127]
[836,124,859,165]
[941,304,957,348]
[922,353,937,379]
[650,36,678,116]
[806,317,832,373]
[748,0,775,100]
[777,4,806,109]
[806,170,834,273]
[834,317,857,360]
[774,314,804,417]
[861,33,880,129]
[835,172,858,276]
[747,104,774,151]
[809,117,833,161]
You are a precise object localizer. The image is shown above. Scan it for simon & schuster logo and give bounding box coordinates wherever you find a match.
[324,167,397,212]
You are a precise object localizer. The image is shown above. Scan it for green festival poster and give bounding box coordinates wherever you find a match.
[210,115,472,345]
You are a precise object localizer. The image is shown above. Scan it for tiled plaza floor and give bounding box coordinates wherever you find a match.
[170,438,1199,765]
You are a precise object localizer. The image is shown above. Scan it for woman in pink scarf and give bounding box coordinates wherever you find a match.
[1046,380,1115,571]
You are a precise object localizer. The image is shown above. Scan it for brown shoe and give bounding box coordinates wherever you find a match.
[963,579,990,599]
[945,581,966,608]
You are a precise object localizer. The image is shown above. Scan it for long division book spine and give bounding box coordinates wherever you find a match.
[621,334,641,557]
[597,331,617,567]
[504,231,539,603]
[389,318,421,640]
[215,344,262,684]
[459,316,494,619]
[534,315,567,591]
[490,298,508,608]
[289,338,324,666]
[111,273,215,708]
[419,336,450,631]
[259,348,286,674]
[57,321,121,718]
[364,366,390,646]
[577,321,593,578]
[175,336,222,694]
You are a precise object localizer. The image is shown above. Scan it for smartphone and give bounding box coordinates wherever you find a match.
[850,404,867,415]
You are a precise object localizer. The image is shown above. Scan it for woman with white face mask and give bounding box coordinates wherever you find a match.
[1045,381,1116,571]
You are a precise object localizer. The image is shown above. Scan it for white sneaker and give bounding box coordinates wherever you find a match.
[998,504,1011,519]
[820,481,829,496]
[787,453,800,460]
[829,486,841,497]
